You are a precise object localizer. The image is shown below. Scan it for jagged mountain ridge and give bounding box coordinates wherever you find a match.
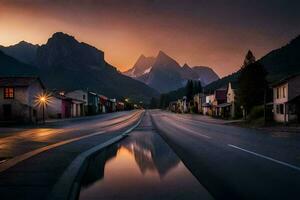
[0,32,159,103]
[0,41,39,65]
[123,51,219,93]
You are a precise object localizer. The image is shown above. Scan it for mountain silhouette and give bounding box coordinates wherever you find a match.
[124,51,219,93]
[0,32,159,103]
[205,34,300,92]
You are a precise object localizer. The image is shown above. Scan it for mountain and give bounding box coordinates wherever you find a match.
[123,55,155,77]
[0,32,159,103]
[205,35,300,92]
[36,32,105,69]
[124,51,219,93]
[0,41,39,65]
[145,51,184,93]
[0,50,38,76]
[193,66,220,85]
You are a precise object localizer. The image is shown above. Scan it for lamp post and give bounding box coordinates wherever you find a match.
[35,93,50,125]
[40,96,46,124]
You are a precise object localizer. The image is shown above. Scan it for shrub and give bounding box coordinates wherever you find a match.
[248,105,264,121]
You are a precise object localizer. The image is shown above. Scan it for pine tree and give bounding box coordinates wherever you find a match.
[237,61,268,116]
[242,50,256,68]
[185,80,194,101]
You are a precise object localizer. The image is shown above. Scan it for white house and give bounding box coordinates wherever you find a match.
[66,90,88,115]
[272,74,300,123]
[226,82,238,118]
[0,77,44,123]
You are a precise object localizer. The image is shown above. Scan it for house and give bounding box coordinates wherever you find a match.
[202,94,214,116]
[272,74,300,123]
[0,77,44,123]
[193,93,205,114]
[66,90,99,115]
[212,89,227,117]
[177,96,188,113]
[108,99,117,112]
[169,101,178,112]
[48,92,85,119]
[48,93,72,118]
[99,95,108,113]
[65,90,88,115]
[217,82,239,119]
[116,101,125,111]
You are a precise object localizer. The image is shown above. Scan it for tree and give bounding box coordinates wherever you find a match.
[185,80,194,101]
[242,50,256,68]
[193,81,202,94]
[237,61,268,117]
[149,97,158,109]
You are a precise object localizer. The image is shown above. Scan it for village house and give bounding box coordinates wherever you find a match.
[202,94,215,116]
[99,95,108,113]
[0,77,44,123]
[177,96,188,113]
[47,92,85,119]
[211,89,227,117]
[116,101,125,111]
[65,90,88,115]
[272,74,300,123]
[193,93,205,114]
[66,90,100,115]
[108,99,117,113]
[216,82,239,119]
[169,101,178,112]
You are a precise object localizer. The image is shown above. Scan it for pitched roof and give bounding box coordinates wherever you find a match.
[0,77,45,88]
[215,89,227,100]
[271,73,300,87]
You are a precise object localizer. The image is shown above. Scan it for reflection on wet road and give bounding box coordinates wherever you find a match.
[78,113,213,200]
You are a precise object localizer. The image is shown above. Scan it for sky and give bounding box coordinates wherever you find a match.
[0,0,300,77]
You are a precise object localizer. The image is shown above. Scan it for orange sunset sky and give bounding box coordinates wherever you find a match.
[0,0,300,77]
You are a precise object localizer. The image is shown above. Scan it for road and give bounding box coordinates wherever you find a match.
[0,109,299,200]
[150,110,300,200]
[0,110,144,200]
[0,110,140,161]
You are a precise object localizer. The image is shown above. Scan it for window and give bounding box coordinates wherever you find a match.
[4,87,14,99]
[282,87,286,98]
[83,94,86,100]
[276,104,284,114]
[276,88,280,99]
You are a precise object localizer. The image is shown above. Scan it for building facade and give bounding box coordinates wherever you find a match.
[0,77,44,123]
[273,74,300,123]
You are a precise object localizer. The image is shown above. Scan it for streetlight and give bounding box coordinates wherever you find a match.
[35,92,51,124]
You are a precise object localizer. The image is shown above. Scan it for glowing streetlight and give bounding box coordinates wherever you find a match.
[35,92,51,124]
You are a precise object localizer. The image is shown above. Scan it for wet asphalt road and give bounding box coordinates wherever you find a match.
[0,110,139,160]
[0,109,300,200]
[150,110,300,200]
[78,112,213,200]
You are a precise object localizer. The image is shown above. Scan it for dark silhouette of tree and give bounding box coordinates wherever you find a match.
[149,97,159,109]
[193,81,203,94]
[185,80,194,101]
[237,61,268,117]
[242,50,256,68]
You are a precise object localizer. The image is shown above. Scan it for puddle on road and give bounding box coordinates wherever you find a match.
[77,127,212,200]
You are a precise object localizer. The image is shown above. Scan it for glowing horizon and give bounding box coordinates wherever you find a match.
[0,0,300,77]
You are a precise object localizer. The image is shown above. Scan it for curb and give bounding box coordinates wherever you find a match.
[48,111,144,200]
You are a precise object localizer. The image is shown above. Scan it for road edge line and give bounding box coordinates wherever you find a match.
[48,111,144,200]
[228,144,300,171]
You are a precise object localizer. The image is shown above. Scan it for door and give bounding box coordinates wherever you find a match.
[3,104,12,120]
